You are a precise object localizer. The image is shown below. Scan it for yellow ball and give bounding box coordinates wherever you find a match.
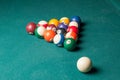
[59,17,70,25]
[49,18,59,27]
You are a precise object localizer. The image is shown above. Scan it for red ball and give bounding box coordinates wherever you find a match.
[67,26,78,34]
[26,22,37,34]
[37,20,48,28]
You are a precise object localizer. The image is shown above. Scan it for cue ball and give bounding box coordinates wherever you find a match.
[77,57,92,73]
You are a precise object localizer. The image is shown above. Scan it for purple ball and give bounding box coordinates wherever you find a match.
[58,23,68,30]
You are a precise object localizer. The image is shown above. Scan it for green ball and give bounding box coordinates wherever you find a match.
[35,26,46,38]
[64,38,76,51]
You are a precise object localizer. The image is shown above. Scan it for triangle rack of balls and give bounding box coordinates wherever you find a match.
[26,16,81,51]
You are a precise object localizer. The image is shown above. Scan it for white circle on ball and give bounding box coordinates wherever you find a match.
[77,56,92,73]
[66,40,71,44]
[57,30,61,34]
[53,34,61,44]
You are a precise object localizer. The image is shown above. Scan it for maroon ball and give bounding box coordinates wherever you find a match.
[26,22,37,34]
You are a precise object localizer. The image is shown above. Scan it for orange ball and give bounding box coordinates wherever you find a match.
[48,18,59,27]
[44,30,56,42]
[65,31,78,40]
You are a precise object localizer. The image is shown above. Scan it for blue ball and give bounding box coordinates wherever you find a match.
[53,34,65,47]
[70,16,81,24]
[58,23,68,30]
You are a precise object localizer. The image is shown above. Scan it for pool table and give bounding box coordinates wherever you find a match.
[0,0,120,80]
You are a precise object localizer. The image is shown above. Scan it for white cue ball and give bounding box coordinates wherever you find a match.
[77,56,92,73]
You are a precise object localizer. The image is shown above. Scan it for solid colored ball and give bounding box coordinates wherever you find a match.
[26,22,36,34]
[53,34,65,47]
[58,23,68,30]
[37,20,48,28]
[59,17,70,25]
[65,32,78,40]
[48,18,59,27]
[69,21,78,28]
[64,38,76,51]
[56,28,66,35]
[77,57,92,73]
[67,26,79,34]
[71,16,81,23]
[35,26,46,38]
[46,24,57,32]
[44,30,56,42]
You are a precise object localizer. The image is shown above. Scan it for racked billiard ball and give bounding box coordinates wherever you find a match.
[67,26,79,34]
[53,33,65,47]
[58,23,68,30]
[59,17,70,25]
[69,21,78,28]
[70,16,81,23]
[48,18,59,27]
[26,22,36,34]
[35,26,46,38]
[37,20,48,28]
[44,30,56,42]
[64,38,76,51]
[65,32,78,40]
[46,24,57,32]
[57,28,66,35]
[77,56,92,73]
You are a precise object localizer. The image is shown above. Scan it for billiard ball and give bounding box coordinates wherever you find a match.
[26,22,36,34]
[37,20,48,28]
[69,21,78,28]
[53,34,65,47]
[48,18,59,27]
[65,32,78,40]
[59,17,70,25]
[70,16,81,23]
[58,23,68,30]
[44,30,56,42]
[77,57,92,73]
[46,24,57,32]
[67,26,78,34]
[56,28,66,35]
[64,38,76,51]
[35,26,46,38]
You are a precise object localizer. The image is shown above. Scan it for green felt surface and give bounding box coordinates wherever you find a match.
[0,0,120,80]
